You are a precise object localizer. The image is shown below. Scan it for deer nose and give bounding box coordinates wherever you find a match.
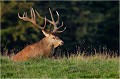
[61,41,64,45]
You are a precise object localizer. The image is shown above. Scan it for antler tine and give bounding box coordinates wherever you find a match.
[18,13,22,19]
[25,12,27,17]
[58,22,63,29]
[23,12,25,17]
[55,11,59,24]
[49,8,55,24]
[31,7,36,21]
[42,16,46,29]
[30,7,33,19]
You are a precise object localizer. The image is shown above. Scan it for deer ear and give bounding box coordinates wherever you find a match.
[42,30,50,37]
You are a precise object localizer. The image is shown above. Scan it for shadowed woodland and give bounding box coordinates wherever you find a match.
[1,1,119,56]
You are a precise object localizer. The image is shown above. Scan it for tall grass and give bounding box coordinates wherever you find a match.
[0,53,119,78]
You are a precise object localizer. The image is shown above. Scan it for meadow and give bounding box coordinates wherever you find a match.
[0,53,119,78]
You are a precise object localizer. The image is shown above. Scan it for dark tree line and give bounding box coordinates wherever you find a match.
[1,1,119,55]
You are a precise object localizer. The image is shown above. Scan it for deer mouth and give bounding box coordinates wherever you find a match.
[59,44,62,46]
[59,42,64,46]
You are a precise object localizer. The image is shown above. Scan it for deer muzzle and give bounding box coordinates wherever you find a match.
[60,41,64,46]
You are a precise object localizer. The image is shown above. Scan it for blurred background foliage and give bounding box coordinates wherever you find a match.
[1,1,119,55]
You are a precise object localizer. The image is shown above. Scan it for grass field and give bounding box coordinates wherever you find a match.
[0,54,119,78]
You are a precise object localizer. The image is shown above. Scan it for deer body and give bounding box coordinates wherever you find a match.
[11,37,54,62]
[11,8,65,62]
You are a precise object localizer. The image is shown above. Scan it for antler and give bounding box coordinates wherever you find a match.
[18,7,46,30]
[35,8,66,33]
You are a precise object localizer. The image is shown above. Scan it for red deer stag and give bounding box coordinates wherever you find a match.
[11,7,66,62]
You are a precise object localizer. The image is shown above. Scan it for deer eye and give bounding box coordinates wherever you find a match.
[53,37,55,39]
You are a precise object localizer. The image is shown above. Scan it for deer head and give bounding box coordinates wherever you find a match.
[18,7,66,48]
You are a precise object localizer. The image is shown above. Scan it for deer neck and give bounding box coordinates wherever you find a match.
[43,37,54,47]
[38,37,53,48]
